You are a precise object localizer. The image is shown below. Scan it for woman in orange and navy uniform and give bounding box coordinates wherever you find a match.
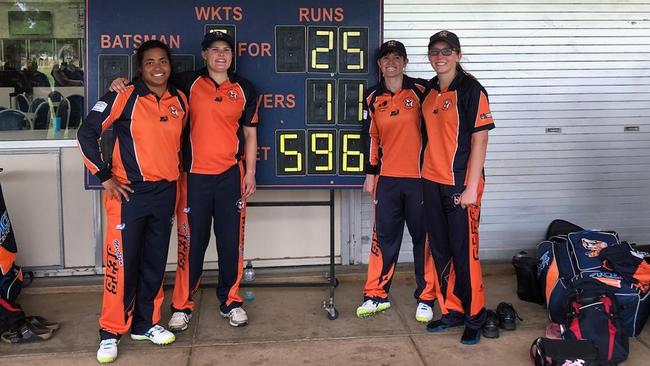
[421,31,495,345]
[169,31,258,330]
[110,31,259,330]
[357,40,438,322]
[78,40,188,363]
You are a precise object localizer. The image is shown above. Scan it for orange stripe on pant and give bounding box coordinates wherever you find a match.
[467,179,485,318]
[225,162,247,307]
[434,261,463,315]
[99,193,129,335]
[172,173,196,312]
[363,229,393,301]
[419,236,438,302]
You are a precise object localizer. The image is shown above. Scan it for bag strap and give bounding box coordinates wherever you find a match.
[529,337,545,366]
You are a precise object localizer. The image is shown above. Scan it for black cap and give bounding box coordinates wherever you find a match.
[376,40,407,60]
[428,30,461,51]
[201,31,235,50]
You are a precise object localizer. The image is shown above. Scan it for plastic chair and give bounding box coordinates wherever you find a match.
[0,110,31,130]
[56,97,70,129]
[48,90,64,103]
[29,97,46,113]
[15,94,30,113]
[66,94,84,129]
[33,103,52,130]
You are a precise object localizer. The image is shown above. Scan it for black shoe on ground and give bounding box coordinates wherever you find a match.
[481,310,499,338]
[496,302,522,331]
[460,326,481,345]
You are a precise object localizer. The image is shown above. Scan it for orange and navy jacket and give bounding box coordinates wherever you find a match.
[77,79,188,184]
[421,72,495,185]
[361,75,428,178]
[172,68,259,175]
[599,245,650,289]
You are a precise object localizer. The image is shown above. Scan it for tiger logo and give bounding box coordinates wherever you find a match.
[582,238,609,257]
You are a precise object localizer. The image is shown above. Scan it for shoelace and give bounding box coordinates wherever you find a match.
[230,308,245,316]
[100,339,117,349]
[172,313,188,321]
[417,303,431,311]
[145,325,166,337]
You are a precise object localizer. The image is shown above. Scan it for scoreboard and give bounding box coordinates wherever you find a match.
[85,0,383,189]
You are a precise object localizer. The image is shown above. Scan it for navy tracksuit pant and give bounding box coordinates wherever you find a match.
[172,163,245,314]
[363,176,437,305]
[423,178,486,329]
[100,180,176,340]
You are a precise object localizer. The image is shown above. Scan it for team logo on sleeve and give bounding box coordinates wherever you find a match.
[480,112,492,120]
[403,97,414,109]
[169,105,179,118]
[92,101,108,113]
[228,90,238,100]
[442,99,452,111]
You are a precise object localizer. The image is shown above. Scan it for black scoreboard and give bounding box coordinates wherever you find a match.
[86,0,382,189]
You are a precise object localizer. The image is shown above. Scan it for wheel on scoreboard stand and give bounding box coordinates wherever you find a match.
[325,306,338,320]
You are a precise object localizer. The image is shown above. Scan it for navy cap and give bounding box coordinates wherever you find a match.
[428,30,461,51]
[377,40,407,60]
[201,31,235,50]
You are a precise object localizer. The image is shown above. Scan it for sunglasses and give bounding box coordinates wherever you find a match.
[428,48,455,56]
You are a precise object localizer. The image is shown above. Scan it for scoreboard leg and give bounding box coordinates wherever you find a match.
[323,189,339,320]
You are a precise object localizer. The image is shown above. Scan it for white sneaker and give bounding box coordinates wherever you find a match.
[415,302,434,323]
[356,299,391,318]
[168,311,192,332]
[130,324,176,345]
[97,338,119,364]
[220,307,248,327]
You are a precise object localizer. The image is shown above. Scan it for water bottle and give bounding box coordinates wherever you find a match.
[244,290,255,302]
[243,261,255,283]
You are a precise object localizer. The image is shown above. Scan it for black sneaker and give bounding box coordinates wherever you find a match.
[481,310,499,338]
[460,326,481,345]
[496,302,522,331]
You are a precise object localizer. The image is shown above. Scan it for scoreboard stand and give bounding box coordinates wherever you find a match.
[242,190,339,320]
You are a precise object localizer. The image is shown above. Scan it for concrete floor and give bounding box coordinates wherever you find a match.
[1,265,649,365]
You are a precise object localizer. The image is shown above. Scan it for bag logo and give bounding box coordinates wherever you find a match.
[589,272,622,288]
[537,250,551,276]
[581,238,608,257]
[0,211,11,245]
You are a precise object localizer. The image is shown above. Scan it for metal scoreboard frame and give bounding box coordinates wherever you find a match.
[85,0,383,189]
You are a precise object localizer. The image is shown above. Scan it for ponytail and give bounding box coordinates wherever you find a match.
[456,62,475,81]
